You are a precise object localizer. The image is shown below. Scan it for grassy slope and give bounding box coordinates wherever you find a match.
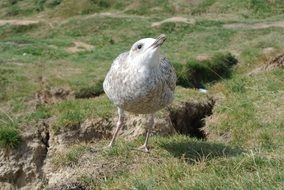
[0,0,284,189]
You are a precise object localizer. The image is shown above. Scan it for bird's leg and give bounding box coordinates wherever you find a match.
[138,114,154,153]
[107,108,124,147]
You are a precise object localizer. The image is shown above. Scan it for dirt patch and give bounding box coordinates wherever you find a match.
[0,116,114,189]
[35,87,74,105]
[196,54,210,61]
[224,20,284,29]
[264,52,284,71]
[151,16,195,28]
[59,11,147,26]
[44,147,130,190]
[117,97,215,140]
[262,47,276,55]
[117,114,176,141]
[0,60,24,66]
[65,41,94,53]
[0,121,50,189]
[169,98,215,139]
[52,118,113,146]
[248,52,284,76]
[0,19,39,26]
[91,11,146,19]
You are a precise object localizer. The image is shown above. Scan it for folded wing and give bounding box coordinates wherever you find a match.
[160,57,177,91]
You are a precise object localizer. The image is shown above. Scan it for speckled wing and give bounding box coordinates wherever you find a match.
[103,52,129,104]
[160,56,177,91]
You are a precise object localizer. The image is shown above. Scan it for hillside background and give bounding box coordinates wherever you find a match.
[0,0,283,189]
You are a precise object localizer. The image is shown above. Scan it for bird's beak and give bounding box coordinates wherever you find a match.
[150,34,166,49]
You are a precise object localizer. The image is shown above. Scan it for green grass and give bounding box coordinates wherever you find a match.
[50,95,114,132]
[0,126,20,148]
[208,69,284,148]
[52,144,90,167]
[1,0,284,19]
[0,0,283,189]
[0,111,20,148]
[55,135,283,189]
[116,153,282,190]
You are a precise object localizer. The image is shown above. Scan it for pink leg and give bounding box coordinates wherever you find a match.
[107,108,124,147]
[138,114,154,152]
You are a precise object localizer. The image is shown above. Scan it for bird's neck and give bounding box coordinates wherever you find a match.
[131,53,160,69]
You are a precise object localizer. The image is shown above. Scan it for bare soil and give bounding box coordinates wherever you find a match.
[248,52,284,76]
[151,16,195,28]
[0,19,39,26]
[65,41,95,53]
[224,20,284,29]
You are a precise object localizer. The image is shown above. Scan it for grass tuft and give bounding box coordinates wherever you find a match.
[174,52,238,88]
[0,126,20,149]
[0,110,20,149]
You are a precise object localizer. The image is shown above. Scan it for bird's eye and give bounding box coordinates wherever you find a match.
[137,44,143,49]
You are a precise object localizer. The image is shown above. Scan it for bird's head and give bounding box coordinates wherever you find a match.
[128,34,166,67]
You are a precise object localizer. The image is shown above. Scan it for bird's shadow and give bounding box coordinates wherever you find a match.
[159,139,243,164]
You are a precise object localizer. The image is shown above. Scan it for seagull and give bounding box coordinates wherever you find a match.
[103,34,176,152]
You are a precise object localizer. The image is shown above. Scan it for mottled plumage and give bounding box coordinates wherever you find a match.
[103,52,176,114]
[103,34,176,152]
